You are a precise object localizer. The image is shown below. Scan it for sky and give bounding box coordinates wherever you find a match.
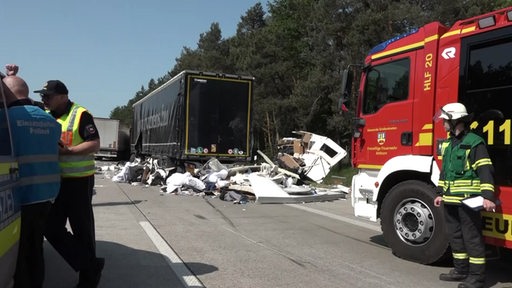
[1,0,264,117]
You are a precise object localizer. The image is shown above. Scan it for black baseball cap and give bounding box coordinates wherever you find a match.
[34,80,68,95]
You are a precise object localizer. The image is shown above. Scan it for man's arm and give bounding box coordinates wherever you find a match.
[472,143,496,211]
[59,138,100,155]
[60,110,100,155]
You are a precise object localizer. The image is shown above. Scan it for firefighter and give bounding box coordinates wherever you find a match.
[35,80,104,288]
[434,102,496,288]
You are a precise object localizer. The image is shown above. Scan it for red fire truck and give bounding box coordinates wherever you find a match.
[344,7,512,264]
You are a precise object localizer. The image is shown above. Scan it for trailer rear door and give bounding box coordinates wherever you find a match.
[185,74,253,160]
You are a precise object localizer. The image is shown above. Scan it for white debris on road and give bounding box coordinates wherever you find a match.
[96,131,350,204]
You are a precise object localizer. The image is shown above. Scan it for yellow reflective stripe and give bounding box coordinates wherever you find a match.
[443,195,463,203]
[473,158,492,169]
[450,187,480,193]
[480,183,494,192]
[59,160,94,168]
[59,155,95,177]
[66,106,80,132]
[356,164,382,169]
[0,217,20,257]
[464,150,471,170]
[61,165,95,175]
[59,154,95,163]
[62,172,95,178]
[371,40,425,60]
[452,252,468,259]
[448,179,481,186]
[440,26,476,39]
[443,199,462,204]
[0,163,9,175]
[469,257,485,265]
[0,162,17,175]
[440,142,449,156]
[443,179,482,194]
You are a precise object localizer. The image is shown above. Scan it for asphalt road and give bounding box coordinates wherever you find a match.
[43,170,512,288]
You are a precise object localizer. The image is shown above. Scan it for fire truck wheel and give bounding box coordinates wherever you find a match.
[380,180,449,264]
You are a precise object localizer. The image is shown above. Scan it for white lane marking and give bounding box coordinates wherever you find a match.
[286,204,381,232]
[139,221,204,288]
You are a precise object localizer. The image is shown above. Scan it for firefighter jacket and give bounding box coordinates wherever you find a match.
[437,131,495,204]
[56,103,96,178]
[8,105,61,205]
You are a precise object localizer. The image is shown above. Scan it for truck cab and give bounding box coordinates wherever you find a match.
[0,83,21,287]
[347,7,512,264]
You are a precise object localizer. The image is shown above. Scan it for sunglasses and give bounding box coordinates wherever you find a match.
[40,93,56,100]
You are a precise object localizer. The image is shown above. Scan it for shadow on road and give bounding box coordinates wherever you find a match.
[92,200,144,207]
[365,237,512,287]
[369,234,388,248]
[44,240,218,288]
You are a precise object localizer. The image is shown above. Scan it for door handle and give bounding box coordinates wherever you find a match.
[401,131,412,146]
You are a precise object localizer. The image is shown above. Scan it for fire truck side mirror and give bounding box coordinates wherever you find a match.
[353,117,365,138]
[355,117,366,127]
[340,69,353,112]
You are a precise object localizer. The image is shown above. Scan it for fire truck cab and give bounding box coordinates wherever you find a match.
[347,7,512,264]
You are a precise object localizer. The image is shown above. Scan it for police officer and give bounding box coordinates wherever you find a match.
[434,102,496,288]
[2,65,61,288]
[35,80,104,288]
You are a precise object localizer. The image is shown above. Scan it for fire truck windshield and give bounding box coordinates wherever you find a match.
[363,58,410,114]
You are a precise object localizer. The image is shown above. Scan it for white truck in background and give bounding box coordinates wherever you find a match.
[94,117,130,160]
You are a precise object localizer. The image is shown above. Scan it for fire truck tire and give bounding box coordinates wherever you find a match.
[380,180,449,264]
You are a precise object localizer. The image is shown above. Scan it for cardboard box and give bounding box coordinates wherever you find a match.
[278,153,301,170]
[293,139,304,154]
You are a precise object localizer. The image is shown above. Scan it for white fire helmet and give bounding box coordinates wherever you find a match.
[438,102,468,120]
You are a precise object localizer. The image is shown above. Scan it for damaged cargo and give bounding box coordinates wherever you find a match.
[106,131,350,204]
[276,131,347,183]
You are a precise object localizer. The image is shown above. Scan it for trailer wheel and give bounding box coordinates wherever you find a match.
[380,180,449,264]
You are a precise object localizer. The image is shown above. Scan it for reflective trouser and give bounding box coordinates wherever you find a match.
[44,175,96,272]
[14,201,52,288]
[444,203,486,282]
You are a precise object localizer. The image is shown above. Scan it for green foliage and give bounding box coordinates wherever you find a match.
[110,0,509,158]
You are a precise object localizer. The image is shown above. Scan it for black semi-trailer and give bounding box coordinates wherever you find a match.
[131,70,254,167]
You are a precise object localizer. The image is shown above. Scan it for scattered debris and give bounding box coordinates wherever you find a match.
[162,171,205,194]
[277,131,347,183]
[98,131,350,204]
[248,172,348,204]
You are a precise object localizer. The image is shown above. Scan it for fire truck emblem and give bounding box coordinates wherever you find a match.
[377,132,386,145]
[441,47,456,59]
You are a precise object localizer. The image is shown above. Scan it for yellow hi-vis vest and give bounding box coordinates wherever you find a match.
[57,103,95,178]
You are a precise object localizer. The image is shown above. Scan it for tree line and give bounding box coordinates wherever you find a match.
[110,0,511,157]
